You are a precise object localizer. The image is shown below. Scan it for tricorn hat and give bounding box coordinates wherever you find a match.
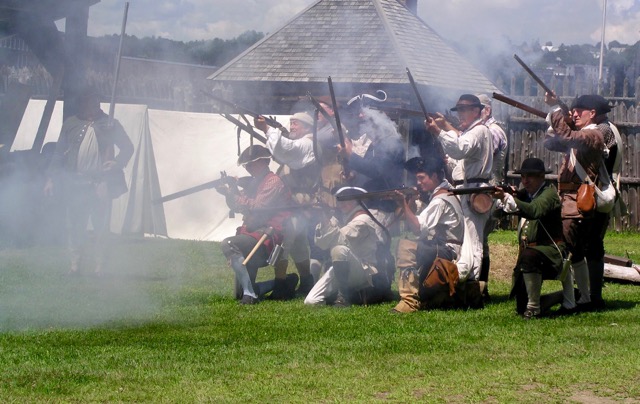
[513,157,552,174]
[237,145,271,166]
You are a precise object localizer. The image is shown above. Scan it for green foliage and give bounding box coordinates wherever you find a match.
[0,236,639,402]
[90,30,265,67]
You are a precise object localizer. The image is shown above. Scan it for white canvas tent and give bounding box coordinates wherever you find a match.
[13,100,289,241]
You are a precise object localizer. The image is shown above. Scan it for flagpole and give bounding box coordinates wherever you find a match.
[597,0,607,95]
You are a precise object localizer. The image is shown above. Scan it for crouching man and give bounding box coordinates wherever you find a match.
[304,186,392,307]
[217,145,297,305]
[492,158,576,319]
[392,157,467,313]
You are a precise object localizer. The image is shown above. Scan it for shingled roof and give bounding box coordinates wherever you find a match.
[208,0,499,97]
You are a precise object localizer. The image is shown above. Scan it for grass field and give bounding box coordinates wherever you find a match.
[0,231,639,402]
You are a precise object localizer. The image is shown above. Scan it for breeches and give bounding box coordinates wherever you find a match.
[282,214,310,263]
[221,234,269,270]
[516,247,560,279]
[563,214,607,262]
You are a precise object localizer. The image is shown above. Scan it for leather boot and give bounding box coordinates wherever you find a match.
[332,261,351,307]
[295,260,314,296]
[269,260,298,300]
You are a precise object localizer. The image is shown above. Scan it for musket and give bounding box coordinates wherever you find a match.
[327,76,350,178]
[513,54,571,113]
[220,113,267,143]
[307,92,340,134]
[335,187,418,202]
[492,93,547,119]
[201,91,289,135]
[153,172,251,204]
[448,185,516,196]
[406,67,454,183]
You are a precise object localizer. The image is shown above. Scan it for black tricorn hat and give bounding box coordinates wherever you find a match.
[513,157,552,174]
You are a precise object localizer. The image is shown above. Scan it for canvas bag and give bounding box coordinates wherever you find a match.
[570,149,616,214]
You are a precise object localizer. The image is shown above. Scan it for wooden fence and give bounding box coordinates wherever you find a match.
[492,96,640,231]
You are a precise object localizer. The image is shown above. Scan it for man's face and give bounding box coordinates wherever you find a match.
[317,102,334,125]
[455,102,482,131]
[289,119,310,139]
[243,158,269,176]
[520,173,545,195]
[415,171,439,193]
[336,199,356,214]
[572,108,596,129]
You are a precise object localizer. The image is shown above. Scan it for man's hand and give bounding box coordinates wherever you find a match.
[253,116,269,133]
[336,137,353,158]
[544,91,559,107]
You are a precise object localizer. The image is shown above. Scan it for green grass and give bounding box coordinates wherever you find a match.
[0,233,639,402]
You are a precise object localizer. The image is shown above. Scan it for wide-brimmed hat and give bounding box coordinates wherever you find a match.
[571,94,611,116]
[450,94,484,112]
[237,145,271,165]
[513,157,552,174]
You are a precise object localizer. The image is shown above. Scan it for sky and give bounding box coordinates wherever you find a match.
[81,0,640,46]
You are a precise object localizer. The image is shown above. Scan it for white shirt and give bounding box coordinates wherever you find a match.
[438,119,493,184]
[265,127,315,169]
[417,181,464,258]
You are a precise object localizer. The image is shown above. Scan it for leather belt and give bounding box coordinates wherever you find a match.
[452,177,490,186]
[446,239,463,246]
[557,182,581,192]
[527,239,564,247]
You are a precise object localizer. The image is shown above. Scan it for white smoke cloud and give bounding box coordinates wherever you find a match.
[79,0,637,46]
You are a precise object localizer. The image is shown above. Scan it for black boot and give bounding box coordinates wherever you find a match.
[269,273,299,300]
[297,274,315,296]
[332,261,351,307]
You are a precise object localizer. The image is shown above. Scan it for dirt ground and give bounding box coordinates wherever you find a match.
[487,242,519,281]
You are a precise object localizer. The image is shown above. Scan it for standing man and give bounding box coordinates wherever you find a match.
[254,112,316,295]
[425,94,493,289]
[392,157,465,313]
[217,145,297,304]
[304,186,392,307]
[476,93,508,301]
[493,158,576,318]
[543,93,605,310]
[44,89,133,275]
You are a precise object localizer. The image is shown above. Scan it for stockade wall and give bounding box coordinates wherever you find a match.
[492,96,640,231]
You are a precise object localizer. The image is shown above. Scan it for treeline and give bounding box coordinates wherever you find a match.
[88,30,265,68]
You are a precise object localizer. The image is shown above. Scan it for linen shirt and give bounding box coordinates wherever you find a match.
[265,127,315,169]
[417,181,464,258]
[437,118,493,184]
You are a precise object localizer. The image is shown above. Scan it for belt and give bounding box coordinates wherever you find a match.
[446,239,463,246]
[452,177,490,186]
[527,239,564,247]
[557,182,581,192]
